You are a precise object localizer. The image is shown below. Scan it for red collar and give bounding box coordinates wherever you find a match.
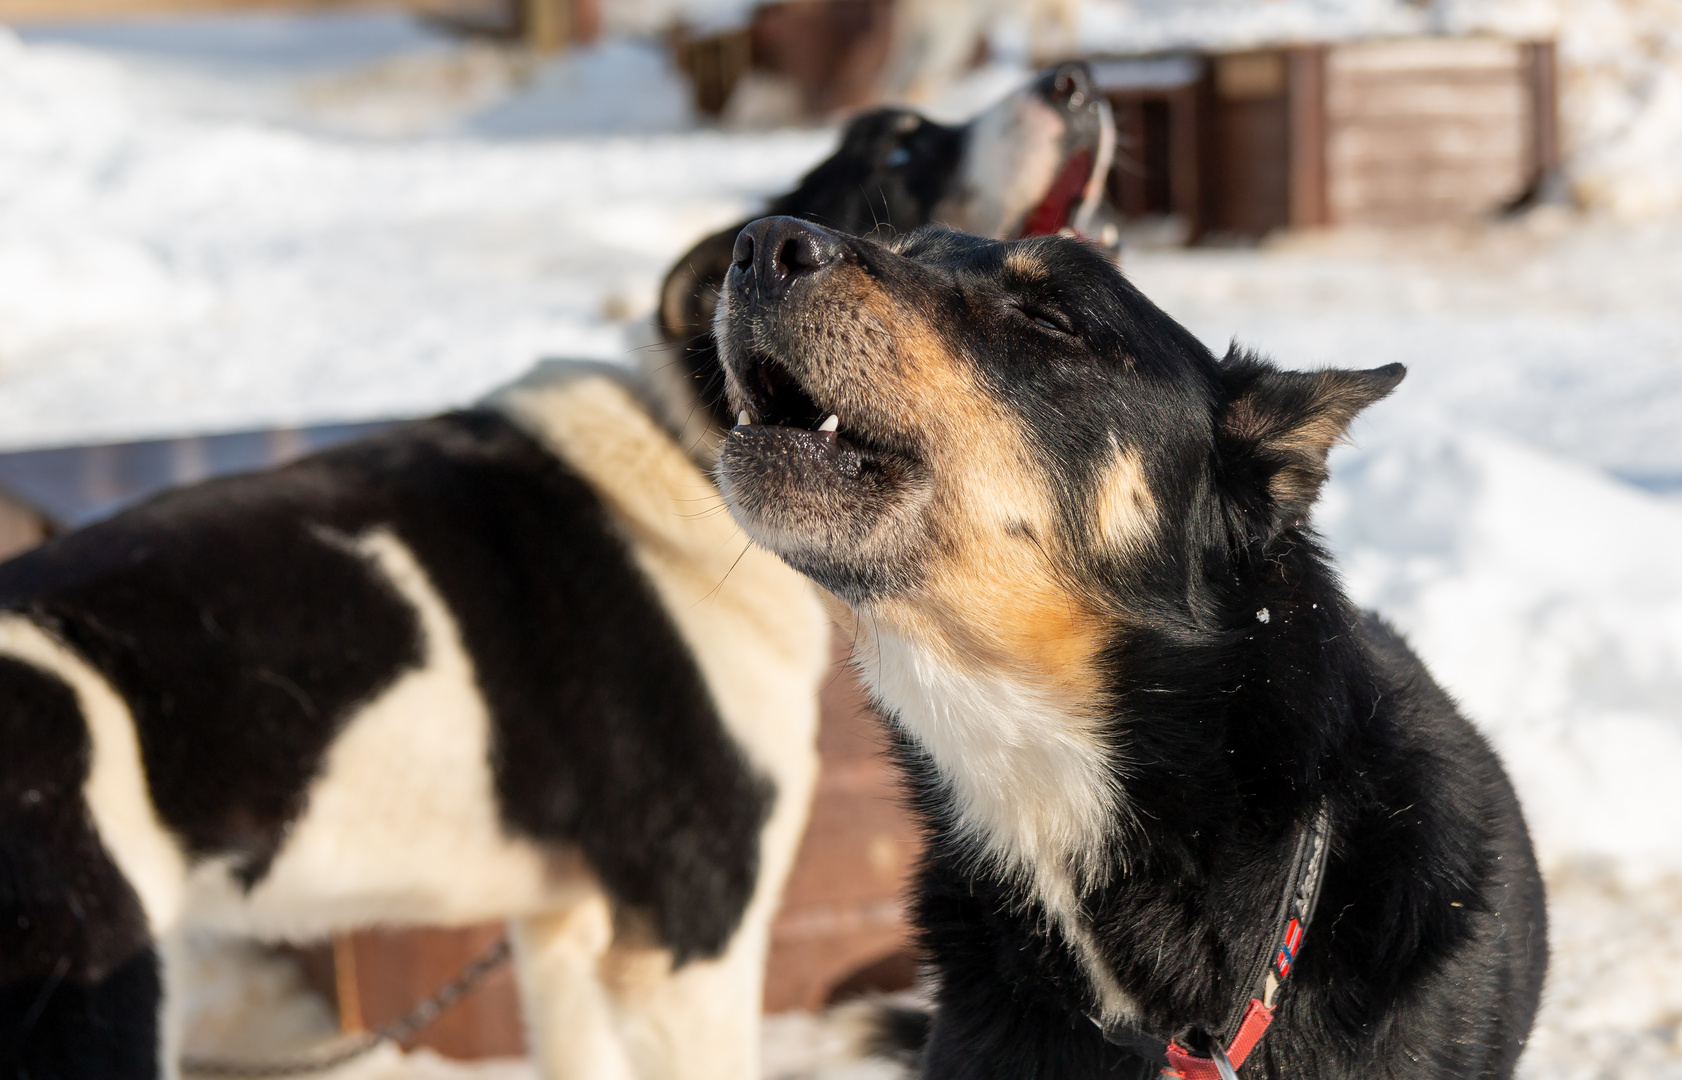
[1093,805,1332,1078]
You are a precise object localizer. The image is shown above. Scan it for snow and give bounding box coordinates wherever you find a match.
[0,7,1678,1078]
[1075,0,1428,53]
[0,20,832,447]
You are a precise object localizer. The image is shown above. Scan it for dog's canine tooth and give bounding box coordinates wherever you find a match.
[818,415,840,433]
[737,410,751,428]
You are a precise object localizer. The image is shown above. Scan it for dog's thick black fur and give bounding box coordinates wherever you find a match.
[904,607,1545,1080]
[712,219,1547,1079]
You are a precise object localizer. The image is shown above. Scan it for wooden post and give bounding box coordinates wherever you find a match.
[1287,45,1329,228]
[1170,81,1203,242]
[1524,40,1561,187]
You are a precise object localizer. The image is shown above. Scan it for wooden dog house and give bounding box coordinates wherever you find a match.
[1094,36,1560,241]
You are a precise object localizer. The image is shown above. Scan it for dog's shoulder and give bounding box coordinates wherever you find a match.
[489,366,827,670]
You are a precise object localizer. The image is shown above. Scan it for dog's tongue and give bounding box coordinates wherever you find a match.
[1017,149,1094,238]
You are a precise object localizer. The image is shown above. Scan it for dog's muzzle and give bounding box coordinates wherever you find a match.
[730,216,846,307]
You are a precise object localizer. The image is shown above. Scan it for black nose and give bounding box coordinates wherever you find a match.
[731,216,844,300]
[1040,61,1095,112]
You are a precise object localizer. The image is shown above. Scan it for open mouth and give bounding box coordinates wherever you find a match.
[740,352,830,432]
[730,352,896,468]
[1016,148,1095,238]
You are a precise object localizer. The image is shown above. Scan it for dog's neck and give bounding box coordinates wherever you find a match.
[850,614,1142,1020]
[848,535,1364,1025]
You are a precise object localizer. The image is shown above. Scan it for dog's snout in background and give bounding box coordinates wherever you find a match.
[1045,62,1093,109]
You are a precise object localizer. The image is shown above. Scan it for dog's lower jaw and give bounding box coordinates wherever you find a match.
[853,619,1141,1024]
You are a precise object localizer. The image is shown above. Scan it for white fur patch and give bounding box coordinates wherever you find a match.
[493,373,828,873]
[494,370,832,1078]
[936,89,1066,239]
[187,528,579,940]
[0,615,189,935]
[855,622,1138,1021]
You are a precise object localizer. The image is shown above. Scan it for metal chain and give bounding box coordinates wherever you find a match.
[181,937,513,1077]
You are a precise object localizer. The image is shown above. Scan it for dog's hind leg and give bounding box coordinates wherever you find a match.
[595,914,772,1080]
[513,894,641,1080]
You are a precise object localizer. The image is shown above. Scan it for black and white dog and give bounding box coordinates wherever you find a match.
[0,69,1112,1080]
[712,218,1549,1079]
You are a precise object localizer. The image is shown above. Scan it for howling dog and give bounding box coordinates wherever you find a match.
[0,69,1112,1080]
[713,218,1547,1080]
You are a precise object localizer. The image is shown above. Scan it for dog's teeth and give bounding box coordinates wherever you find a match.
[818,415,840,433]
[737,411,751,428]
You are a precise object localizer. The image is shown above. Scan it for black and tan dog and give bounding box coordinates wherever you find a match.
[713,218,1548,1079]
[0,70,1112,1080]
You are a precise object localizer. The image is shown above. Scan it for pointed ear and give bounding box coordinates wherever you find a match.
[1217,351,1405,528]
[659,223,743,342]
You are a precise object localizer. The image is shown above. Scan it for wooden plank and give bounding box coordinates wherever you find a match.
[1104,92,1176,219]
[1328,37,1522,75]
[1331,176,1529,223]
[1335,169,1529,203]
[1328,122,1526,163]
[1108,97,1149,218]
[1214,51,1284,100]
[1328,81,1528,122]
[1172,81,1203,239]
[314,924,526,1059]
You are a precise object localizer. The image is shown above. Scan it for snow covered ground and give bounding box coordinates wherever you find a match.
[1,8,1679,1079]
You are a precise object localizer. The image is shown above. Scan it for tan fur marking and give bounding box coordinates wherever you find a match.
[1003,250,1049,281]
[861,291,1106,698]
[1093,442,1156,553]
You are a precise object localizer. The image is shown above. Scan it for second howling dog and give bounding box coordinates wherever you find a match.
[712,218,1547,1080]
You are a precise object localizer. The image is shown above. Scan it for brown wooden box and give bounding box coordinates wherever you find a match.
[1094,37,1559,242]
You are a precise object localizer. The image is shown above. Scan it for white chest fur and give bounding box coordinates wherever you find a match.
[855,623,1138,1020]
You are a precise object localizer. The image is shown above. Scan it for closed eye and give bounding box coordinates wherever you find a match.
[1016,303,1073,337]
